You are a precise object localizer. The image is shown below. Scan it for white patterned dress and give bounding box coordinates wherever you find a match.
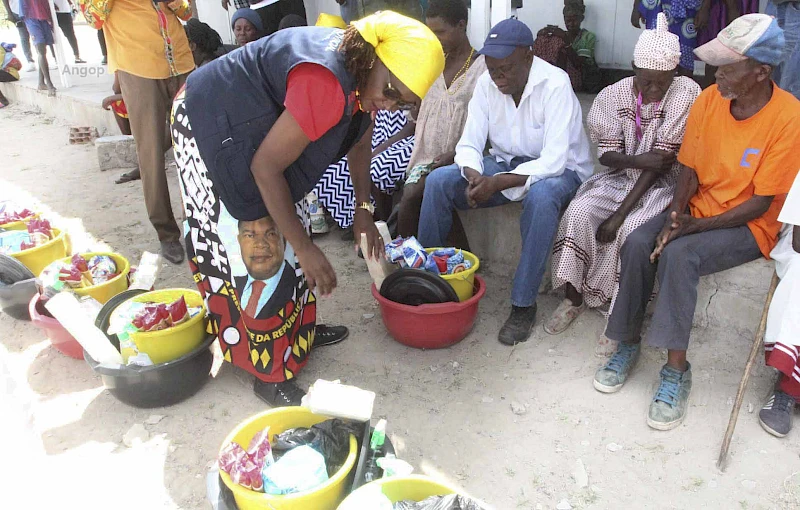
[314,109,413,228]
[551,76,700,311]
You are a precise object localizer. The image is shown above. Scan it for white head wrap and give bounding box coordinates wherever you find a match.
[633,13,681,71]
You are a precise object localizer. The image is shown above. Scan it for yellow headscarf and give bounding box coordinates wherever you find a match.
[316,13,347,29]
[352,11,445,100]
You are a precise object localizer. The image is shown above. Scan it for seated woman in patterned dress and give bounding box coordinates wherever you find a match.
[547,13,701,347]
[314,109,415,235]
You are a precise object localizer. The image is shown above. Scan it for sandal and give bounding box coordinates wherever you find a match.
[115,168,140,184]
[543,298,587,335]
[74,57,86,64]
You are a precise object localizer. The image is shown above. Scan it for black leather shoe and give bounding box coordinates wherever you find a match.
[498,304,537,346]
[314,324,349,347]
[253,379,305,407]
[160,240,185,265]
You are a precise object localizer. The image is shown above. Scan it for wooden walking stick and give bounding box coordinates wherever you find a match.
[717,270,780,472]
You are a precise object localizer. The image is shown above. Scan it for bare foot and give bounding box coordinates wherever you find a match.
[47,86,57,97]
[38,84,47,91]
[595,334,619,358]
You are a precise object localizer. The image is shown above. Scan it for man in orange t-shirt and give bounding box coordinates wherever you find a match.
[594,14,800,431]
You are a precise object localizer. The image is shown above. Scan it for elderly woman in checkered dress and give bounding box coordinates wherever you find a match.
[547,13,700,349]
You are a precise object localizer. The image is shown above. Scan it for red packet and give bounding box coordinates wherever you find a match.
[219,442,247,474]
[167,296,189,325]
[58,266,83,287]
[433,255,449,274]
[132,303,171,331]
[71,254,89,272]
[27,218,52,240]
[246,427,273,468]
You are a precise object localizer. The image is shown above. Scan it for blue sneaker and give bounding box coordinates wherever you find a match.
[647,363,692,431]
[593,342,641,393]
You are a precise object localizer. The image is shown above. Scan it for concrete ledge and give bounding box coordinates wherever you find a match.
[0,79,118,135]
[457,203,775,331]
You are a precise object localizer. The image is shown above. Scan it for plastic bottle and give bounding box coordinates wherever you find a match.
[364,419,387,482]
[39,279,67,304]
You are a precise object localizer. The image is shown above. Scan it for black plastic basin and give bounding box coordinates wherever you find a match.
[84,334,215,408]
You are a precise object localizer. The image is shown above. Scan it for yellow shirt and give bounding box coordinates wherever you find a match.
[104,0,194,79]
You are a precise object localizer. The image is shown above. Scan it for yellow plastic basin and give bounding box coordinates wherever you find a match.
[220,407,358,510]
[425,248,480,302]
[0,211,40,231]
[48,252,131,304]
[113,288,207,365]
[338,475,461,507]
[10,228,69,277]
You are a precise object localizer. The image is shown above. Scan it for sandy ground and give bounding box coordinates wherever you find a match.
[2,101,800,510]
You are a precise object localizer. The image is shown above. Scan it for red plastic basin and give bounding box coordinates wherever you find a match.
[372,275,486,349]
[29,294,83,359]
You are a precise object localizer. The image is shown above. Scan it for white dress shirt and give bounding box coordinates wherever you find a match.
[454,57,594,201]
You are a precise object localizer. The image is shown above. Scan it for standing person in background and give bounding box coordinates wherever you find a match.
[633,0,700,75]
[77,0,194,264]
[694,0,758,85]
[54,0,84,63]
[97,29,107,65]
[2,0,36,71]
[21,0,57,95]
[221,0,250,10]
[766,0,800,99]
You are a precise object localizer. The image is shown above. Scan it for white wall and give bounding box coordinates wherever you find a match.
[196,0,234,44]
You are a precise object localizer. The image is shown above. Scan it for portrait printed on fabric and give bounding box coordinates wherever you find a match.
[173,92,315,383]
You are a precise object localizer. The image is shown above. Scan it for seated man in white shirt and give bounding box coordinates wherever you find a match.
[418,18,594,346]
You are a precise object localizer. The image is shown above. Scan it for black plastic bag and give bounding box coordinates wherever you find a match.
[394,495,487,510]
[273,419,360,476]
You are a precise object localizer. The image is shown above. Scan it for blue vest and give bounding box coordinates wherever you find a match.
[185,27,369,221]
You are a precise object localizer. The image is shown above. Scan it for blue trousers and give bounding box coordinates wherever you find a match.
[418,156,581,307]
[767,0,800,100]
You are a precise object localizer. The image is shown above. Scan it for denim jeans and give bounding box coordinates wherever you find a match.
[767,0,800,100]
[418,156,581,307]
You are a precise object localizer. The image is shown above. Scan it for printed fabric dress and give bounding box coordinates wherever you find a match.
[314,109,414,229]
[171,88,317,384]
[639,0,703,70]
[551,76,700,312]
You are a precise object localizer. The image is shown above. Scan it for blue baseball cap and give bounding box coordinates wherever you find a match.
[476,18,535,59]
[694,14,785,66]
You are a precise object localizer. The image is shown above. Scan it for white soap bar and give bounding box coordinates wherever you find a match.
[45,292,124,365]
[303,379,375,422]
